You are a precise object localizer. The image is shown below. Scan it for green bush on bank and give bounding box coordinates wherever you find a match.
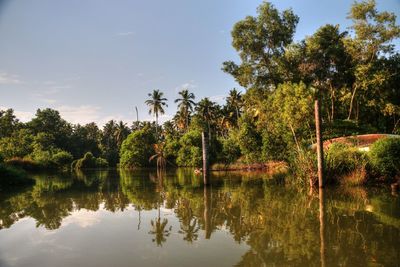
[72,152,109,169]
[325,143,368,186]
[368,138,400,180]
[119,126,156,168]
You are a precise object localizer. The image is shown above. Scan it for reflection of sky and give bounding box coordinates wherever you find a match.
[0,204,248,267]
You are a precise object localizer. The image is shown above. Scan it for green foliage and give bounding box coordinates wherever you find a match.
[52,151,74,168]
[74,152,109,169]
[222,1,299,88]
[368,138,400,178]
[176,130,202,167]
[119,126,156,168]
[5,158,41,171]
[219,135,241,165]
[325,143,367,179]
[237,115,262,163]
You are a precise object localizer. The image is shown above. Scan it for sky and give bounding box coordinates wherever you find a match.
[0,0,399,126]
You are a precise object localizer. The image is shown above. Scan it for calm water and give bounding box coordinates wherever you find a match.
[0,169,399,267]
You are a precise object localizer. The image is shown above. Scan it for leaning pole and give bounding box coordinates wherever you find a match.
[202,131,210,186]
[314,100,325,188]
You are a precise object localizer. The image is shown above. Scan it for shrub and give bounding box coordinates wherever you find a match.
[75,152,97,169]
[219,136,241,166]
[6,157,41,171]
[176,130,202,167]
[325,143,367,185]
[368,137,400,179]
[119,126,156,168]
[52,151,73,168]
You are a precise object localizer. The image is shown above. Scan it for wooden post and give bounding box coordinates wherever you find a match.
[202,132,210,186]
[315,100,325,188]
[203,186,212,239]
[319,189,326,267]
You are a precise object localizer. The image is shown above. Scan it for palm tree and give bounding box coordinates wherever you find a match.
[172,109,186,131]
[149,217,172,247]
[114,121,130,148]
[226,89,243,123]
[195,98,220,136]
[174,89,196,130]
[149,142,167,170]
[145,90,168,137]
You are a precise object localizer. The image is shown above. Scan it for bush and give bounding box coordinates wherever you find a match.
[119,126,156,168]
[368,137,400,179]
[79,152,96,168]
[325,143,367,185]
[176,130,202,167]
[0,163,34,187]
[219,136,241,165]
[6,157,41,171]
[52,151,73,168]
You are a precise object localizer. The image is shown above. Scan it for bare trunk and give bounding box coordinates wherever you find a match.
[289,123,301,153]
[202,132,210,186]
[319,189,326,267]
[330,83,335,122]
[347,85,358,120]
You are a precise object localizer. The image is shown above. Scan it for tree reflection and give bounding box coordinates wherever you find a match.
[0,170,399,266]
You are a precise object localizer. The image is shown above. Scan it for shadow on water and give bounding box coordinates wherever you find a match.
[0,169,399,266]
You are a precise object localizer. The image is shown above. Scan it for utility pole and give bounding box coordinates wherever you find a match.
[315,100,325,188]
[202,132,210,186]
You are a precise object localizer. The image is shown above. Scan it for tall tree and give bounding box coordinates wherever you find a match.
[195,98,220,137]
[222,2,299,90]
[303,24,352,122]
[145,90,168,137]
[114,121,130,148]
[174,89,196,131]
[225,89,244,124]
[346,0,400,120]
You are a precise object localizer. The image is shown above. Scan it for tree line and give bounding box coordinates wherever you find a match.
[0,0,399,175]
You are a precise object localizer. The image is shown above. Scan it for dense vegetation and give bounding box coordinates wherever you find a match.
[0,0,399,184]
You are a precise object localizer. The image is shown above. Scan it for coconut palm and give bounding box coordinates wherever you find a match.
[145,90,168,137]
[114,121,130,148]
[226,89,243,123]
[195,98,220,136]
[174,89,196,130]
[149,142,167,170]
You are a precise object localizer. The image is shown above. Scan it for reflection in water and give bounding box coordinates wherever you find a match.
[0,169,399,266]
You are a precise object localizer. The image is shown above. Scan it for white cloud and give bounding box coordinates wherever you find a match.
[57,105,102,125]
[117,31,135,36]
[61,209,101,228]
[0,106,34,122]
[209,94,226,104]
[0,72,23,85]
[175,80,197,93]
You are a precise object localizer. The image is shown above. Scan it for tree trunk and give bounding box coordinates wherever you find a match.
[347,85,358,120]
[202,132,210,186]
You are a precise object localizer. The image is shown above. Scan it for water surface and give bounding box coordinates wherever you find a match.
[0,169,399,267]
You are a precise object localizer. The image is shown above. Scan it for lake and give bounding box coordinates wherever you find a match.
[0,169,399,267]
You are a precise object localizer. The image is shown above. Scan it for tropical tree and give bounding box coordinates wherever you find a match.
[222,1,299,90]
[145,90,168,137]
[224,89,244,127]
[114,121,130,148]
[174,89,196,131]
[195,98,220,137]
[345,0,400,120]
[149,142,167,170]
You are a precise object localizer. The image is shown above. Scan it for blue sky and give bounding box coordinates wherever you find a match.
[0,0,399,125]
